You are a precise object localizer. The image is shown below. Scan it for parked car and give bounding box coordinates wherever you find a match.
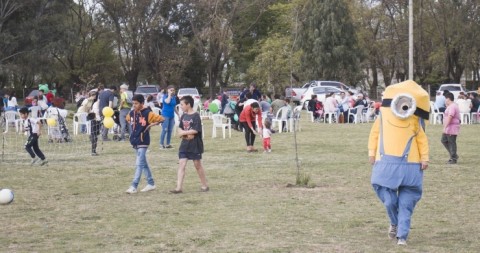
[300,86,344,109]
[286,81,354,105]
[177,88,201,105]
[134,84,161,106]
[437,84,466,101]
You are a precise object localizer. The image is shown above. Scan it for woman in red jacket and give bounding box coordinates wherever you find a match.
[239,102,263,152]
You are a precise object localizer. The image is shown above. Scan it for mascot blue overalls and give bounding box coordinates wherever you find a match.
[368,80,430,246]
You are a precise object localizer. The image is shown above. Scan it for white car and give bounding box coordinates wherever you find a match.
[177,88,201,105]
[437,84,466,101]
[300,86,344,109]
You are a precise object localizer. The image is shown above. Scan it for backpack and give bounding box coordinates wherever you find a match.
[76,97,85,109]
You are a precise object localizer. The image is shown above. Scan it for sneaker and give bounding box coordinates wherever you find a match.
[31,157,39,165]
[91,152,98,156]
[169,189,183,194]
[447,159,457,164]
[268,149,271,153]
[160,145,166,149]
[388,225,397,239]
[397,238,407,245]
[200,186,209,192]
[125,186,137,194]
[165,145,173,149]
[38,159,48,166]
[140,184,156,192]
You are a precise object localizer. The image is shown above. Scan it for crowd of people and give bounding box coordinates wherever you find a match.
[307,91,377,123]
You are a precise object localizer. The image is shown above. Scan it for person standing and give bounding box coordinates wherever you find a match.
[169,95,208,194]
[118,84,132,141]
[125,94,164,194]
[98,85,116,141]
[160,85,177,149]
[249,83,262,101]
[87,93,101,156]
[270,95,285,117]
[441,92,461,164]
[239,102,263,152]
[19,107,48,166]
[4,91,18,111]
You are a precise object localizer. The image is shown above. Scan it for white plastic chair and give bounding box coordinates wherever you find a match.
[471,107,480,123]
[3,111,20,133]
[152,107,161,115]
[271,106,290,132]
[211,114,231,139]
[291,105,303,132]
[73,112,90,135]
[363,102,376,122]
[347,105,365,124]
[460,112,471,124]
[430,101,442,125]
[29,106,42,119]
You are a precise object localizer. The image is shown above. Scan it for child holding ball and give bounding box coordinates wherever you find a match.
[125,94,164,194]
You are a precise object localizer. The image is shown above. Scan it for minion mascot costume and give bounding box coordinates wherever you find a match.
[368,80,430,246]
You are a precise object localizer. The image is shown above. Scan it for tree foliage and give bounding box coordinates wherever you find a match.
[3,0,480,98]
[298,0,362,85]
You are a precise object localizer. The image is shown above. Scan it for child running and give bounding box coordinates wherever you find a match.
[170,95,209,194]
[125,94,164,194]
[19,107,48,166]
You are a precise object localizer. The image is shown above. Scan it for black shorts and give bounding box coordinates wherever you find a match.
[178,152,202,160]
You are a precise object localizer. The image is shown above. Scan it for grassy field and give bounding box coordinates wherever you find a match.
[1,112,479,252]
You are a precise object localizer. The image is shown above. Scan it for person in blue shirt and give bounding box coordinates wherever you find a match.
[160,85,177,149]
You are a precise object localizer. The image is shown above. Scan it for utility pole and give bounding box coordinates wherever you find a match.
[409,0,414,80]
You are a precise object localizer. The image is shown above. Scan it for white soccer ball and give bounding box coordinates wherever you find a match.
[0,189,14,204]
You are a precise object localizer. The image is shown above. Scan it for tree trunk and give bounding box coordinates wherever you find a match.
[125,70,139,90]
[370,60,378,99]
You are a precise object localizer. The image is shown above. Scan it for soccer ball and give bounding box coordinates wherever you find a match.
[0,189,14,204]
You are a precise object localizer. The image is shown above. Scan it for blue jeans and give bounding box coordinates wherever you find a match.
[131,147,154,188]
[119,108,131,140]
[160,116,175,145]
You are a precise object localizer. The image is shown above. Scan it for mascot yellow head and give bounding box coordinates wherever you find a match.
[369,80,430,162]
[381,80,430,124]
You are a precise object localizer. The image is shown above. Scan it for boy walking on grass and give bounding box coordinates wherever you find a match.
[19,107,48,166]
[125,94,164,194]
[170,96,209,194]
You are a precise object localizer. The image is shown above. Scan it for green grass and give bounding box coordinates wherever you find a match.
[1,112,479,252]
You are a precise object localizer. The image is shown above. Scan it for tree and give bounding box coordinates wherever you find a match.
[50,0,121,87]
[99,0,165,89]
[298,0,362,84]
[185,0,273,98]
[143,1,206,87]
[245,2,302,94]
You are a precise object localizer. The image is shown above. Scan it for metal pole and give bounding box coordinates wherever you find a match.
[409,0,414,80]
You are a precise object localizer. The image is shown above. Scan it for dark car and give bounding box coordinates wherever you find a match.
[134,85,161,106]
[24,90,41,107]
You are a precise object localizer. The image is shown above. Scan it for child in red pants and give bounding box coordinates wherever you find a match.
[262,120,273,152]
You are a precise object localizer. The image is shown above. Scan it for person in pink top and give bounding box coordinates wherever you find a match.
[441,92,461,164]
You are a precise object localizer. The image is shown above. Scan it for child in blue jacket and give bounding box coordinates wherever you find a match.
[125,94,164,194]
